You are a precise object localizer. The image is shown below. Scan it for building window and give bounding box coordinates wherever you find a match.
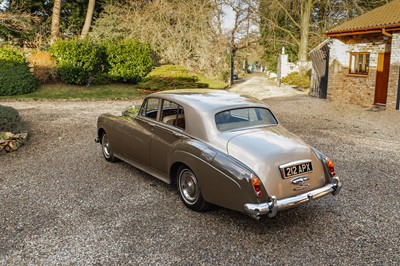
[349,52,370,75]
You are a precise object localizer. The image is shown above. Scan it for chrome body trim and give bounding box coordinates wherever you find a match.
[244,176,342,219]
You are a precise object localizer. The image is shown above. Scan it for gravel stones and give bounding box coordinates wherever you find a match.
[0,95,399,265]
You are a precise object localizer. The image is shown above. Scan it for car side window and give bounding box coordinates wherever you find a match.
[161,100,185,130]
[140,98,159,120]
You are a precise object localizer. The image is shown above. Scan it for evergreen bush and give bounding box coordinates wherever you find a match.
[50,39,108,85]
[281,72,311,89]
[0,47,37,96]
[137,65,208,91]
[104,39,154,83]
[0,105,27,133]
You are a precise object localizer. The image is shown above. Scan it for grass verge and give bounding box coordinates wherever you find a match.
[0,65,228,100]
[0,83,143,100]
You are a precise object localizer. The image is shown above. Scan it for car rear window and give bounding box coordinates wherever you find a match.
[215,107,277,131]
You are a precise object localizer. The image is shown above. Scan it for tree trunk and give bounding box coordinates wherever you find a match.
[50,0,62,44]
[298,0,313,62]
[81,0,96,39]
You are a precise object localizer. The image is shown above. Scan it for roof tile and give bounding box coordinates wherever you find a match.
[327,0,400,34]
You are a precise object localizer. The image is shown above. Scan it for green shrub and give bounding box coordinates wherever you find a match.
[104,39,154,83]
[0,105,27,133]
[50,39,108,85]
[138,65,208,91]
[0,47,26,63]
[0,47,37,96]
[281,72,310,89]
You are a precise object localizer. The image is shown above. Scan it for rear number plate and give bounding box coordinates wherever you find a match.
[280,161,313,178]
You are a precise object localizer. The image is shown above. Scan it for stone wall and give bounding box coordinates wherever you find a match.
[327,34,396,108]
[387,32,400,110]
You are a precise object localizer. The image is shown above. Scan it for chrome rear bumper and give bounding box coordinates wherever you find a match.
[244,176,342,219]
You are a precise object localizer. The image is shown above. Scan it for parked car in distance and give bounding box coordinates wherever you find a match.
[96,89,342,220]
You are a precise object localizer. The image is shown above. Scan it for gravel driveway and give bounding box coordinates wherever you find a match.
[1,93,399,265]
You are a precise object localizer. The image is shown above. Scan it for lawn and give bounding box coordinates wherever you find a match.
[0,65,228,100]
[1,83,144,100]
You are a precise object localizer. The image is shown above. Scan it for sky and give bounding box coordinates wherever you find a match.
[222,5,235,31]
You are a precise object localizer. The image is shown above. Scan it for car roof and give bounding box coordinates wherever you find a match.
[148,89,268,113]
[145,89,273,144]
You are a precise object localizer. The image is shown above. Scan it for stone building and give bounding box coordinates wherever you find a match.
[323,0,400,110]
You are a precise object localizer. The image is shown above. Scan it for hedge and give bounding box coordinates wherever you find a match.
[0,47,37,96]
[104,39,154,83]
[50,39,108,85]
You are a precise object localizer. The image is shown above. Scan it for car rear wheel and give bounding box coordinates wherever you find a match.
[101,132,118,162]
[177,166,210,211]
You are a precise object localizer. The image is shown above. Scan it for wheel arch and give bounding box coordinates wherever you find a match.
[170,162,187,185]
[98,128,106,143]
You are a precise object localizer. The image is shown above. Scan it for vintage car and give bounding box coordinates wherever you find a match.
[95,89,342,220]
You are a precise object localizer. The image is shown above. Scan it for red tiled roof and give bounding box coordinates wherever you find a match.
[326,0,400,36]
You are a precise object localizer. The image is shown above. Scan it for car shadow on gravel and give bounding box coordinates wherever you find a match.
[116,150,338,229]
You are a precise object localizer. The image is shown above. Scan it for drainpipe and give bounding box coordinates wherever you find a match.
[396,67,400,111]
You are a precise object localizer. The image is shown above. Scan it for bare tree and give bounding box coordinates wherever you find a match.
[81,0,96,39]
[50,0,61,44]
[256,0,393,64]
[256,0,315,62]
[91,0,229,77]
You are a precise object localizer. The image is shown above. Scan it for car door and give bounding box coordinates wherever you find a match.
[104,116,127,158]
[150,100,186,175]
[122,98,160,166]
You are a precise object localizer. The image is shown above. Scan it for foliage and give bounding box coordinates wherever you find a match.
[262,45,297,73]
[91,1,229,78]
[50,39,108,85]
[28,51,58,83]
[0,47,37,96]
[137,65,208,91]
[0,46,26,63]
[0,65,227,100]
[103,39,154,83]
[0,105,27,133]
[2,0,107,44]
[258,0,392,66]
[0,11,40,42]
[281,72,310,89]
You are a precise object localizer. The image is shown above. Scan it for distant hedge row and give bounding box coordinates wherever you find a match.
[50,38,154,85]
[0,47,37,96]
[0,39,154,96]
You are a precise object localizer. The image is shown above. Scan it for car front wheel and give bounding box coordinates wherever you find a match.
[177,166,210,212]
[101,132,118,162]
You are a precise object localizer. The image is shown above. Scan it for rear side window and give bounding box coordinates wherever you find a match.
[161,100,185,130]
[215,107,277,131]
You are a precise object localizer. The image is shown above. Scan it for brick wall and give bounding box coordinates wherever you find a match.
[327,34,393,108]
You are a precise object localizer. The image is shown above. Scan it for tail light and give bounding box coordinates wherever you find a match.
[251,174,262,198]
[326,158,336,177]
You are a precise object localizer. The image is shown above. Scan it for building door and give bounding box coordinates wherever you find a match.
[374,52,391,105]
[310,41,329,99]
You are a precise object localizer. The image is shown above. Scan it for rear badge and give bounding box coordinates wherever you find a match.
[292,177,310,191]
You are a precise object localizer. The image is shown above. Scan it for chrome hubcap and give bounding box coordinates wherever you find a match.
[179,169,199,204]
[102,134,111,158]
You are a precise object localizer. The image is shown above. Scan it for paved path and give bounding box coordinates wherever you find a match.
[228,74,308,100]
